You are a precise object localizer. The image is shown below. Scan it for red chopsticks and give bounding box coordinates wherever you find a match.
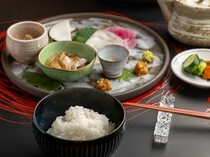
[123,102,210,120]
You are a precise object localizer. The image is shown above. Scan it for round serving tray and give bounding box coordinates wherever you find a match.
[2,13,170,101]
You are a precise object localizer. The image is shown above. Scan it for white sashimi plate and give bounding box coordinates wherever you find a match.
[171,49,210,88]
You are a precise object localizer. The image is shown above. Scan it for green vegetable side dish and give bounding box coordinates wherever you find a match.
[22,71,64,91]
[182,54,206,76]
[142,50,154,63]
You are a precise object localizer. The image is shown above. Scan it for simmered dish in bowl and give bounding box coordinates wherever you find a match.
[46,51,89,71]
[38,41,96,82]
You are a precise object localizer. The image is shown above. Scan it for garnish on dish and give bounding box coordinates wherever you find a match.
[118,69,138,82]
[95,78,112,91]
[129,50,153,77]
[134,61,149,76]
[22,71,64,91]
[142,50,154,63]
[202,61,210,79]
[182,53,210,79]
[73,27,97,43]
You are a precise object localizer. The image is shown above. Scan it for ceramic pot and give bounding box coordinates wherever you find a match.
[157,0,210,47]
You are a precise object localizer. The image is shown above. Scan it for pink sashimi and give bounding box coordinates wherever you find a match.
[107,26,137,48]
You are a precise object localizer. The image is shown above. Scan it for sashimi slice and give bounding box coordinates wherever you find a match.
[85,29,129,51]
[49,20,75,41]
[106,26,137,48]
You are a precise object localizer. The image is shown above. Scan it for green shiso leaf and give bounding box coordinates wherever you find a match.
[22,71,64,91]
[73,27,97,43]
[118,69,138,82]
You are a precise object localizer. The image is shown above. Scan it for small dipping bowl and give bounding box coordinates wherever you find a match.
[98,45,129,78]
[6,21,49,64]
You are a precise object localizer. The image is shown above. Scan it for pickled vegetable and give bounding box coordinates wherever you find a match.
[202,61,210,79]
[182,54,200,74]
[193,59,206,76]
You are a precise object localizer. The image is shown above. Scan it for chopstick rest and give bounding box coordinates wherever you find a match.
[153,95,175,144]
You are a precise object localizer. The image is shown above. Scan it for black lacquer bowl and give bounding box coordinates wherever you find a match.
[32,88,126,157]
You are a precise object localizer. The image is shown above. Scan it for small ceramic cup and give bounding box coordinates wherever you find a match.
[6,21,49,64]
[98,45,129,78]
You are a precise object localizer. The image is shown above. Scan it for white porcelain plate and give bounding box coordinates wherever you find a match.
[171,49,210,88]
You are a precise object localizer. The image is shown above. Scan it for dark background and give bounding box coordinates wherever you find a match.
[1,0,210,157]
[0,0,164,28]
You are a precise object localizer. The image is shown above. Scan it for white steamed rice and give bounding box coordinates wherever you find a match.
[47,106,115,140]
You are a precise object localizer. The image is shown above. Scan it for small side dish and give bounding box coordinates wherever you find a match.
[182,53,209,79]
[6,21,48,64]
[38,41,96,82]
[171,49,210,88]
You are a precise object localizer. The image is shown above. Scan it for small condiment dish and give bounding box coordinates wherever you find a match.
[6,21,48,64]
[38,41,96,82]
[32,88,126,157]
[98,45,129,78]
